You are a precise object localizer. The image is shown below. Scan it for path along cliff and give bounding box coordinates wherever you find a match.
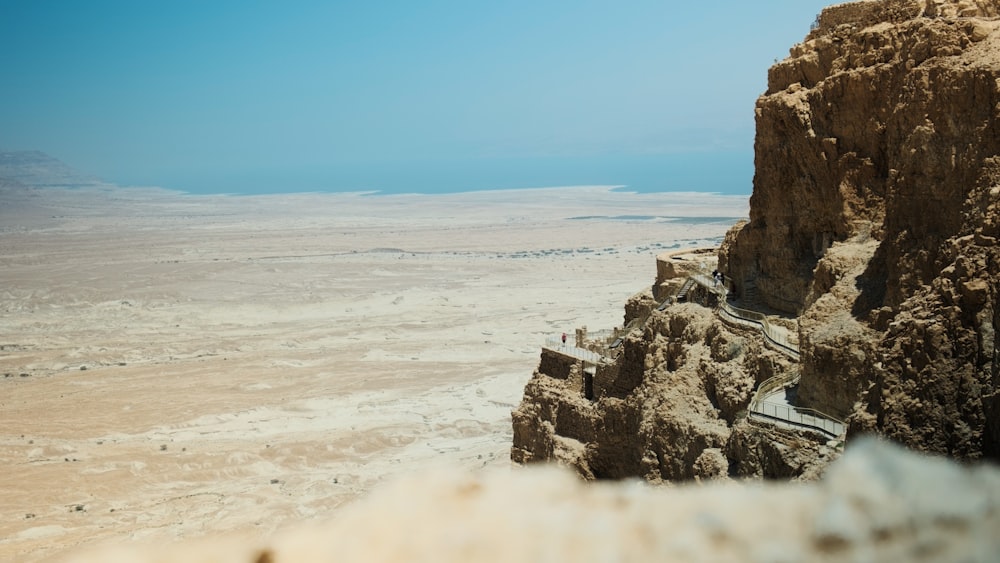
[512,0,1000,480]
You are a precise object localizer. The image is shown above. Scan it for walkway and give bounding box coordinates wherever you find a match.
[539,268,846,440]
[748,373,845,439]
[542,338,607,365]
[684,272,845,439]
[690,273,799,360]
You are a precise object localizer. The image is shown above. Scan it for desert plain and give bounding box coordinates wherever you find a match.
[0,184,746,561]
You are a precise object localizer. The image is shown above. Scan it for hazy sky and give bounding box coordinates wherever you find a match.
[0,1,832,194]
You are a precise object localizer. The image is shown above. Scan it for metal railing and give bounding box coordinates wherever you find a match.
[688,272,800,359]
[541,267,844,438]
[586,329,618,345]
[543,338,607,365]
[748,372,846,438]
[719,303,799,358]
[690,272,723,294]
[750,402,846,438]
[751,373,799,403]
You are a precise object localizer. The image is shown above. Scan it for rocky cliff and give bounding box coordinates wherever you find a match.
[513,0,1000,480]
[729,0,1000,459]
[512,254,840,481]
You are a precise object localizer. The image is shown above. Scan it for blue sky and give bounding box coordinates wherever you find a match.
[0,1,832,194]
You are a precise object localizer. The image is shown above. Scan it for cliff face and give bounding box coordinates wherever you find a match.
[514,0,1000,480]
[512,291,839,481]
[724,0,1000,459]
[729,0,1000,315]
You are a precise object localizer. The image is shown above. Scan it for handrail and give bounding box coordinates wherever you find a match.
[543,338,607,365]
[748,371,846,438]
[541,268,845,439]
[750,403,845,437]
[689,272,846,439]
[718,305,800,359]
[688,273,800,360]
[751,372,800,406]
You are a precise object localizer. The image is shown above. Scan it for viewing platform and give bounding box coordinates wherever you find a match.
[542,337,607,366]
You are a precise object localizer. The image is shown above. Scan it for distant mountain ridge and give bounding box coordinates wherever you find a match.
[0,150,103,188]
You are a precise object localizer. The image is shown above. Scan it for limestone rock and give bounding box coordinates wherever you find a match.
[515,0,1000,488]
[511,296,815,481]
[719,0,1000,460]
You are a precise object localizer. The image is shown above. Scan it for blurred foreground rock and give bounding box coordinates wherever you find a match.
[68,439,1000,562]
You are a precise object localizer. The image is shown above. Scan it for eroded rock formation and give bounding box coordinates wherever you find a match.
[511,291,837,480]
[725,0,1000,459]
[514,0,1000,480]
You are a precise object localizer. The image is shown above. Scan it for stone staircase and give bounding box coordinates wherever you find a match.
[741,279,759,307]
[675,278,696,302]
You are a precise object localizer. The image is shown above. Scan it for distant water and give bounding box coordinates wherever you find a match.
[168,151,753,196]
[568,216,744,224]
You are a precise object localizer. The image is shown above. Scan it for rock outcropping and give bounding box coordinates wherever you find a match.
[513,0,1000,480]
[512,255,838,481]
[725,0,1000,459]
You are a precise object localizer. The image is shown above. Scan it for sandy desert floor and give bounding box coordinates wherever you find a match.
[0,184,746,561]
